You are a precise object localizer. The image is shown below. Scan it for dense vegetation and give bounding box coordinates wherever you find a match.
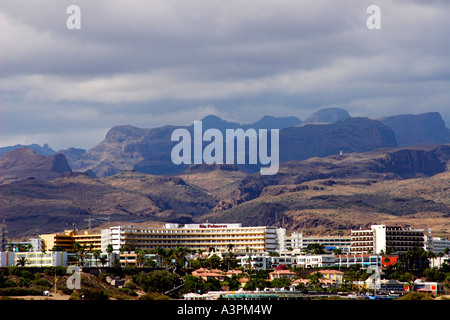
[1,246,449,300]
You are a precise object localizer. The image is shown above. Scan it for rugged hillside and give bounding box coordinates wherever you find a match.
[0,170,218,238]
[73,116,397,177]
[279,117,397,163]
[56,147,86,169]
[2,144,450,238]
[73,115,302,177]
[201,173,450,237]
[206,144,450,234]
[0,147,71,185]
[3,110,450,238]
[72,125,151,176]
[177,164,248,199]
[379,112,450,147]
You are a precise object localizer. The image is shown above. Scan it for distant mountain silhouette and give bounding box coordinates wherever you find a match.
[6,110,450,178]
[0,147,71,184]
[191,114,302,132]
[304,107,351,123]
[72,115,397,177]
[57,147,86,169]
[0,143,56,158]
[279,117,397,163]
[379,112,450,147]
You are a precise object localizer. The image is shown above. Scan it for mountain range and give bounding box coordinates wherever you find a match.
[70,110,450,177]
[1,108,450,238]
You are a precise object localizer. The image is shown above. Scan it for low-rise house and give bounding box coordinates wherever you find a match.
[269,269,296,280]
[311,270,344,284]
[290,277,338,290]
[380,279,406,293]
[413,279,445,295]
[191,268,226,281]
[226,269,243,277]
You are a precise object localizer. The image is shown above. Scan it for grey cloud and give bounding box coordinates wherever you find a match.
[1,0,449,150]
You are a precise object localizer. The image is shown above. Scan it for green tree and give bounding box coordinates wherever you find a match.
[306,243,325,254]
[244,278,270,291]
[182,274,205,294]
[93,249,101,267]
[208,254,222,269]
[224,275,241,291]
[172,246,190,270]
[271,277,291,288]
[16,257,28,267]
[308,272,323,292]
[106,244,114,266]
[99,256,108,267]
[133,270,179,293]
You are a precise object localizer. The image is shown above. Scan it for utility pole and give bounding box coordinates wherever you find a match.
[84,216,110,230]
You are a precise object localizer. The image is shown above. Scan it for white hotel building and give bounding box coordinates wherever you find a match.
[101,223,286,254]
[351,224,424,254]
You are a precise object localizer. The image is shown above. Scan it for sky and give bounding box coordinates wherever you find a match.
[1,0,450,151]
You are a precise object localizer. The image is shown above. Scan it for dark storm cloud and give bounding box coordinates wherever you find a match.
[1,0,449,150]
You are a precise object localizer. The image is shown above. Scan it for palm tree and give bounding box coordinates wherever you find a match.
[93,249,101,267]
[16,257,28,267]
[172,246,189,270]
[99,256,108,267]
[308,272,323,292]
[80,244,87,266]
[151,246,167,267]
[227,243,235,256]
[437,252,444,269]
[136,249,149,268]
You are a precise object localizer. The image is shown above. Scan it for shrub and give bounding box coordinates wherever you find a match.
[32,278,52,288]
[44,266,67,276]
[124,280,137,290]
[7,266,21,276]
[397,292,435,300]
[3,280,18,288]
[20,270,34,280]
[98,273,110,283]
[70,288,109,300]
[118,287,137,296]
[17,277,31,288]
[138,292,171,300]
[0,287,43,296]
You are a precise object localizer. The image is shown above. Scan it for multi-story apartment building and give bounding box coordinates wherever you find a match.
[40,230,101,252]
[101,223,286,254]
[334,253,382,269]
[40,230,76,251]
[351,225,424,254]
[13,251,68,267]
[74,231,102,251]
[425,235,450,254]
[295,254,336,269]
[286,232,351,253]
